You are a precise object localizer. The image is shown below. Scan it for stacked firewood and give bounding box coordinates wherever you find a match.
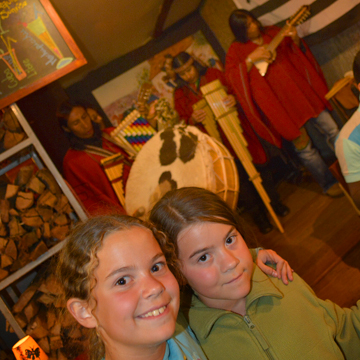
[0,108,27,154]
[0,164,76,280]
[7,269,89,360]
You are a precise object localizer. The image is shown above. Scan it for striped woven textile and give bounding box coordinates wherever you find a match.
[233,0,360,45]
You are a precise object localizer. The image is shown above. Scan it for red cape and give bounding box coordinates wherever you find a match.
[63,128,131,215]
[225,26,330,148]
[174,67,268,164]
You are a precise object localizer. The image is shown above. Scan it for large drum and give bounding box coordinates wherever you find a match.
[125,125,239,218]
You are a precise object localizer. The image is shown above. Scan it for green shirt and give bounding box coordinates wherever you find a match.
[185,265,360,360]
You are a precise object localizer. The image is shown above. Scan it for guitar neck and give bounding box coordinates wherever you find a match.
[266,24,290,53]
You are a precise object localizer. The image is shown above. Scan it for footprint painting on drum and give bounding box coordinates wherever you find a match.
[125,125,239,218]
[159,127,198,166]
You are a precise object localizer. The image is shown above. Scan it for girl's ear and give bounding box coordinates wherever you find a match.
[67,298,97,328]
[62,126,71,133]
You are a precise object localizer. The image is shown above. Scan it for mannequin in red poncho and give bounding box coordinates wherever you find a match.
[225,9,342,197]
[57,101,131,216]
[172,52,290,234]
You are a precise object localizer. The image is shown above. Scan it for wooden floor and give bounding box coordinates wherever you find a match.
[243,176,360,308]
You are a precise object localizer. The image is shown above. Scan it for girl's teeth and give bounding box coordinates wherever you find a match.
[142,306,166,318]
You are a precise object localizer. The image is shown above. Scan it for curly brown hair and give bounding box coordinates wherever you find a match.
[56,214,180,360]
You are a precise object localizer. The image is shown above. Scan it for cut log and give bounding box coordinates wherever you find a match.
[38,337,50,354]
[50,225,69,241]
[0,237,8,251]
[26,317,48,339]
[37,190,57,208]
[55,195,73,214]
[16,165,34,186]
[46,307,57,329]
[27,176,46,194]
[53,214,69,226]
[49,322,61,336]
[0,266,8,280]
[9,208,19,216]
[22,208,44,227]
[13,285,37,313]
[37,292,56,306]
[5,320,14,333]
[0,199,10,223]
[8,217,26,237]
[37,207,54,222]
[14,312,27,328]
[10,252,30,272]
[3,131,26,150]
[5,184,19,199]
[57,349,67,360]
[5,239,17,260]
[67,326,82,339]
[36,169,61,196]
[24,300,40,322]
[15,191,34,211]
[42,222,51,238]
[49,336,63,351]
[61,310,77,328]
[38,274,62,295]
[29,241,48,261]
[19,232,38,252]
[0,222,7,236]
[1,254,13,268]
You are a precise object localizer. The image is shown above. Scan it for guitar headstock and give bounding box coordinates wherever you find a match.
[288,5,311,27]
[137,82,153,105]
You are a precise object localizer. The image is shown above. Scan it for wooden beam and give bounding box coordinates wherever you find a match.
[153,0,175,38]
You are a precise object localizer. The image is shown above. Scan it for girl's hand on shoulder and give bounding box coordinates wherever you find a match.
[257,249,294,285]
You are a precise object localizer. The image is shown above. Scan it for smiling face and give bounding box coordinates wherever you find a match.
[177,222,253,314]
[65,106,94,139]
[91,226,180,355]
[177,63,199,84]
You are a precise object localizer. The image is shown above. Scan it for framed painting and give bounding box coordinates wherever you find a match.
[92,31,222,126]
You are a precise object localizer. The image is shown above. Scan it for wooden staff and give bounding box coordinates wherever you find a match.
[200,79,284,233]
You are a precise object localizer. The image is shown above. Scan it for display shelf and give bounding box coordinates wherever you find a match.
[0,103,88,339]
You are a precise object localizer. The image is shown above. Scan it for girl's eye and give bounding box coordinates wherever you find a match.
[198,254,209,262]
[115,277,129,286]
[151,262,165,273]
[225,235,236,245]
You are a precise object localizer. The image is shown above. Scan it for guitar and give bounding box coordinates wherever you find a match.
[254,5,311,77]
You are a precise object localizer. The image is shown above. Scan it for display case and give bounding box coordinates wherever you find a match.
[0,103,87,338]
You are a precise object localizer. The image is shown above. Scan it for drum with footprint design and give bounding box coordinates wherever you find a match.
[125,125,239,218]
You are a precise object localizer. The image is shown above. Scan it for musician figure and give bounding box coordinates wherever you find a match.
[226,9,342,197]
[57,100,132,215]
[172,51,289,234]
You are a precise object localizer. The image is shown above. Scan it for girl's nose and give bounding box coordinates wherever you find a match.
[142,275,165,299]
[220,249,239,273]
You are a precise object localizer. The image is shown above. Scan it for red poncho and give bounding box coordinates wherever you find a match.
[63,128,131,215]
[225,26,330,149]
[174,67,269,164]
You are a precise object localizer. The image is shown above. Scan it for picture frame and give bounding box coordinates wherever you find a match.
[0,0,87,109]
